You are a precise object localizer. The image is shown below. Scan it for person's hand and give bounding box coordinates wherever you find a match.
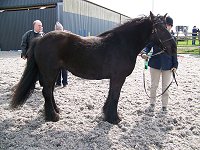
[171,67,177,73]
[141,53,149,60]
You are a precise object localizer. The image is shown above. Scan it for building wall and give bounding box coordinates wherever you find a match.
[63,0,129,36]
[0,0,62,9]
[0,7,57,51]
[0,0,130,51]
[63,11,119,36]
[64,0,120,23]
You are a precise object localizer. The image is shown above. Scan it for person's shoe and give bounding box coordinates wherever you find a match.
[162,106,167,112]
[55,84,61,88]
[63,83,68,87]
[145,104,155,113]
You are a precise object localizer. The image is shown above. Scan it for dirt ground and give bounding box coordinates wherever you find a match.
[0,51,199,150]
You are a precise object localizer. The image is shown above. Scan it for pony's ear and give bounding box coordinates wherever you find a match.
[163,13,168,19]
[150,11,154,21]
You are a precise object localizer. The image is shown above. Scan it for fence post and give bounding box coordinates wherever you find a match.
[186,37,188,45]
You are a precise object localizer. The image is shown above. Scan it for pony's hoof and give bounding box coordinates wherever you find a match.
[45,113,59,122]
[104,116,121,125]
[54,107,60,113]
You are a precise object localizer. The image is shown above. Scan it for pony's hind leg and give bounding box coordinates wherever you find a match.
[103,77,126,124]
[42,85,59,122]
[42,71,60,122]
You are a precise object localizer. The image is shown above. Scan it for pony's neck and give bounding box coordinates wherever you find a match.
[117,18,153,53]
[98,17,153,56]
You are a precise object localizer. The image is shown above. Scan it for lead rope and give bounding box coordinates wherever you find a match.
[142,52,178,98]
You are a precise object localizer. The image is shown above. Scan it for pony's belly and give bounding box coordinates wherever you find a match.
[68,67,109,80]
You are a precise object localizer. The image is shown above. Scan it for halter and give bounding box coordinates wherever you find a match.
[143,69,178,98]
[151,21,174,56]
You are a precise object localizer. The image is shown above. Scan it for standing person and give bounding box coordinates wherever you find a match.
[170,29,175,36]
[192,26,198,45]
[21,20,44,59]
[141,16,178,112]
[54,21,68,87]
[183,26,188,36]
[198,30,200,45]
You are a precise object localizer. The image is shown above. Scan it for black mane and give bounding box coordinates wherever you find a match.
[98,16,151,37]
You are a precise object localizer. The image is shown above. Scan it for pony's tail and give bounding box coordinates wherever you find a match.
[11,38,40,108]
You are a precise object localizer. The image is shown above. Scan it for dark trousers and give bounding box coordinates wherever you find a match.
[192,36,196,45]
[56,69,68,86]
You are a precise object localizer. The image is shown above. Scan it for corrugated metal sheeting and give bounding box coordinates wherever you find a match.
[0,0,61,51]
[0,0,130,51]
[63,0,129,36]
[121,15,131,23]
[0,0,62,9]
[0,8,57,51]
[64,0,120,23]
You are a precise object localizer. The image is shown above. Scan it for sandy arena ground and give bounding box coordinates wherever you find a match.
[0,51,199,150]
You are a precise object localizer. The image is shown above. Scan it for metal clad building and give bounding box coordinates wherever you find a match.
[0,0,62,9]
[0,0,130,51]
[63,0,122,36]
[0,0,61,51]
[0,8,58,51]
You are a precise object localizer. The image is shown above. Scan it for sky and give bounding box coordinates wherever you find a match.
[88,0,200,32]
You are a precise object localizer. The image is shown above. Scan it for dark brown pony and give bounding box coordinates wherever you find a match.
[11,12,177,124]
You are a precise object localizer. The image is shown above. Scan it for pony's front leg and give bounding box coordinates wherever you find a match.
[42,85,59,122]
[103,77,126,124]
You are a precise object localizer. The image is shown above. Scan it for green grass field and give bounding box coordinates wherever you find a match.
[177,39,200,55]
[177,48,200,55]
[177,39,200,46]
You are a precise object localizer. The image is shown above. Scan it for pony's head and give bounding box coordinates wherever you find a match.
[149,12,177,55]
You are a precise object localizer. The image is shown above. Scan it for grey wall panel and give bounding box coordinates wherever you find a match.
[0,0,130,51]
[62,12,119,36]
[0,8,57,51]
[56,2,64,24]
[63,0,120,23]
[121,15,131,24]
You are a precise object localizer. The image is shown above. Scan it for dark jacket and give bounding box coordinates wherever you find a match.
[192,28,199,36]
[21,30,44,58]
[143,42,178,70]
